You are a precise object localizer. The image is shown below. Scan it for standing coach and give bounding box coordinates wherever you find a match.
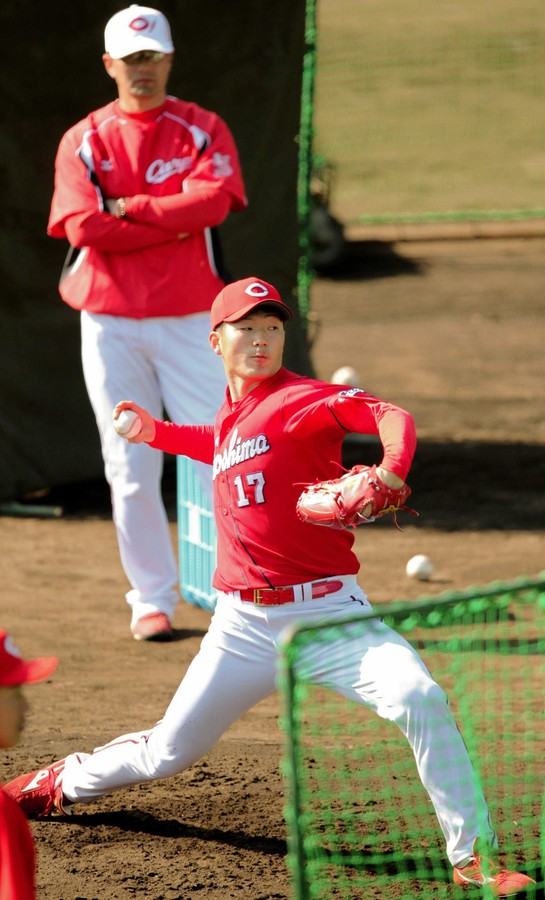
[47,6,247,641]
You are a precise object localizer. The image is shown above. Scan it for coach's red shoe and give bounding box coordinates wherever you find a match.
[132,612,173,642]
[453,840,535,896]
[4,759,72,818]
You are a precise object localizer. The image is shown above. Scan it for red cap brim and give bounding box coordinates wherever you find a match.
[0,656,58,687]
[221,299,293,325]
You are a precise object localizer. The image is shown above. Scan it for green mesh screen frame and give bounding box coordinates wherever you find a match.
[280,574,545,899]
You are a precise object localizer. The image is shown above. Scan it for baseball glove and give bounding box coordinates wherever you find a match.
[296,464,417,530]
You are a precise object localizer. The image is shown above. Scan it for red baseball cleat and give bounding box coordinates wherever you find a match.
[453,840,536,896]
[4,759,72,818]
[132,612,173,642]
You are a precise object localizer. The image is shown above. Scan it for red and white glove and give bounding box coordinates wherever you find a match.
[296,464,417,530]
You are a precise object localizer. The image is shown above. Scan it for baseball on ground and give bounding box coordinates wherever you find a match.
[406,554,435,581]
[331,365,360,387]
[113,409,142,439]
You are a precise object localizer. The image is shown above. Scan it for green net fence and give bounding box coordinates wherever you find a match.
[305,0,545,229]
[280,574,545,899]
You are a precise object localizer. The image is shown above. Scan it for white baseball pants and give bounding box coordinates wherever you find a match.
[80,311,225,626]
[61,576,495,865]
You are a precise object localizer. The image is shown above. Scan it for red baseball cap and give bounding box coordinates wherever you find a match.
[210,277,294,331]
[0,629,58,687]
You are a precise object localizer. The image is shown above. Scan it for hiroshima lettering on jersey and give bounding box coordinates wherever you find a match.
[213,427,271,479]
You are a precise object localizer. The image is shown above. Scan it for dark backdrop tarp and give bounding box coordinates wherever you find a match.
[0,0,311,501]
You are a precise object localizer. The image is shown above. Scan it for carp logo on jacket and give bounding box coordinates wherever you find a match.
[146,158,193,184]
[213,427,270,479]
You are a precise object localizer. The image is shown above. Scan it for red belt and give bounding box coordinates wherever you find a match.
[238,579,344,606]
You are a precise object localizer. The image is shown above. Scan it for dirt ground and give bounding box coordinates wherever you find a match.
[2,237,544,899]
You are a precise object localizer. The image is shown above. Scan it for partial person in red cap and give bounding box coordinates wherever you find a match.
[0,629,58,900]
[4,278,534,894]
[47,5,247,641]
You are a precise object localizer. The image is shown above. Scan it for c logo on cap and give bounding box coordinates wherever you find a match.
[129,16,155,33]
[244,283,269,298]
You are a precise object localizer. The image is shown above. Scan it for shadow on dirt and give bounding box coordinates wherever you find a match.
[49,808,545,895]
[344,436,545,531]
[64,808,287,856]
[314,239,424,281]
[2,439,543,533]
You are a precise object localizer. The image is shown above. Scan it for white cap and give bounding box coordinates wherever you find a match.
[104,5,174,59]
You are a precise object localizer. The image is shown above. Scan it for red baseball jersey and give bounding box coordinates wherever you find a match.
[48,97,246,318]
[0,787,36,899]
[152,368,416,591]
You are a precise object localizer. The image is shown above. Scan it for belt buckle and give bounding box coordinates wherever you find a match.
[253,588,287,605]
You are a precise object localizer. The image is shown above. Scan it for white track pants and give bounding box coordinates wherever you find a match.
[61,577,495,865]
[80,311,225,626]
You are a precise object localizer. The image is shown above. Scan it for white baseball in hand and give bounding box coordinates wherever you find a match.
[406,554,435,581]
[114,409,142,439]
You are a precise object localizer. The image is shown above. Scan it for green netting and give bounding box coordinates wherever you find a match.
[309,0,545,227]
[280,574,545,898]
[297,0,317,321]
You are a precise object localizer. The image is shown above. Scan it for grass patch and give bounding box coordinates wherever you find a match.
[313,0,545,223]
